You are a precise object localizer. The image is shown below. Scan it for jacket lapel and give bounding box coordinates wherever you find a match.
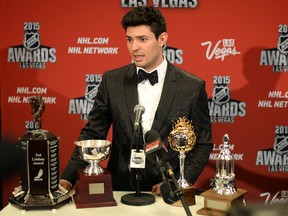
[152,62,177,132]
[124,64,138,125]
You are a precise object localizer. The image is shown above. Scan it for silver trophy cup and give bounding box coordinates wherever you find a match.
[75,140,111,175]
[74,139,116,208]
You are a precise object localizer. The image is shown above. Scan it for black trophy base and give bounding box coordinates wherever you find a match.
[121,192,155,206]
[9,192,72,210]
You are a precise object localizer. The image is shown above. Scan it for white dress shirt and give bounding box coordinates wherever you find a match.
[137,58,168,134]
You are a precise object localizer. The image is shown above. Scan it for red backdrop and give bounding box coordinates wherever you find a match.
[1,0,288,207]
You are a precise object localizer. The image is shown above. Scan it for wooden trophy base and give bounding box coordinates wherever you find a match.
[197,188,247,216]
[172,186,196,207]
[73,169,117,208]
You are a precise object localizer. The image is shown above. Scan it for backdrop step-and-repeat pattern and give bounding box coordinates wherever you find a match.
[1,0,287,207]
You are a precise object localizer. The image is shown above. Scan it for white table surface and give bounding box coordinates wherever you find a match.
[0,191,204,216]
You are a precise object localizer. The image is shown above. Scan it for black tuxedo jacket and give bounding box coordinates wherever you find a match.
[62,61,213,191]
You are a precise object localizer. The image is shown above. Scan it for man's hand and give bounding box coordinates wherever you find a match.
[152,182,163,196]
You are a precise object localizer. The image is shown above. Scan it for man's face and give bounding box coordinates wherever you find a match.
[125,25,167,72]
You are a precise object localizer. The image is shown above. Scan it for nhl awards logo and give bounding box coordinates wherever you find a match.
[163,44,183,65]
[208,76,246,123]
[212,86,230,106]
[278,34,288,55]
[85,84,98,103]
[68,74,102,120]
[260,24,288,72]
[256,126,288,172]
[7,22,56,69]
[24,31,40,51]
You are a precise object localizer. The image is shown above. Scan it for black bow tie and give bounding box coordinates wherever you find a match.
[137,69,158,86]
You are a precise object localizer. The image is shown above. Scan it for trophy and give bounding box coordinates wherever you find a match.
[73,139,117,208]
[197,134,247,216]
[168,117,197,206]
[213,134,237,195]
[9,96,71,210]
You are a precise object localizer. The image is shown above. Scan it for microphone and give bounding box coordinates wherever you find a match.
[134,104,145,130]
[144,130,169,167]
[160,180,178,204]
[121,105,156,206]
[144,130,179,204]
[144,130,193,216]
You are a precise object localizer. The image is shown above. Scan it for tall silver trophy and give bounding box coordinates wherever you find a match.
[197,134,247,216]
[9,96,71,210]
[213,134,236,195]
[73,140,117,208]
[168,117,197,206]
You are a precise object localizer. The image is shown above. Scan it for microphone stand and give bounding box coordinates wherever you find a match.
[135,126,143,196]
[165,163,192,216]
[121,125,155,206]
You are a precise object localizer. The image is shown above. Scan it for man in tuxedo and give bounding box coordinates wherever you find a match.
[60,6,213,195]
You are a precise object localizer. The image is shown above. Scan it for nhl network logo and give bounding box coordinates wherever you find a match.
[260,24,288,72]
[256,126,288,172]
[208,76,246,123]
[68,74,102,120]
[7,22,56,69]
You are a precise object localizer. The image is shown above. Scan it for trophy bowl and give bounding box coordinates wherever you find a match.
[75,140,111,175]
[170,133,194,153]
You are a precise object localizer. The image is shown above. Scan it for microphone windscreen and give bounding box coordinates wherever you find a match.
[134,104,145,113]
[144,130,169,166]
[160,181,179,204]
[145,130,159,143]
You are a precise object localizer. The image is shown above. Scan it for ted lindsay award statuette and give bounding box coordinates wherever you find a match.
[9,95,71,210]
[169,117,197,206]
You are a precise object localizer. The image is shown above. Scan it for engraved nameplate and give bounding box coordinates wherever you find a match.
[89,183,104,195]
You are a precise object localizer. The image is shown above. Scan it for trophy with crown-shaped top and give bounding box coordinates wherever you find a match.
[168,117,197,206]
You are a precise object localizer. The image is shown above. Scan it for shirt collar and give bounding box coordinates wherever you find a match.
[136,57,168,83]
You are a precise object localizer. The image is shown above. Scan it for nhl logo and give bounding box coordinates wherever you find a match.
[212,86,230,105]
[85,84,98,103]
[273,135,288,155]
[24,32,40,51]
[277,35,288,55]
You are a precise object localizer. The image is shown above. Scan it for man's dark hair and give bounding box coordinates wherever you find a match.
[121,6,167,39]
